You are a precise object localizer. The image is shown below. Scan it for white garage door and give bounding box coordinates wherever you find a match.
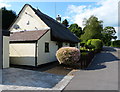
[10,43,36,66]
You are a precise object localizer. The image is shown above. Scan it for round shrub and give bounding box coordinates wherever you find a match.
[87,39,103,50]
[56,47,80,65]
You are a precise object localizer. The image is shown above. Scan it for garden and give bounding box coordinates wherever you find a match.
[55,15,119,70]
[56,39,103,69]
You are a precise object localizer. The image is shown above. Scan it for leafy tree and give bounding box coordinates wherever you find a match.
[1,7,16,30]
[62,19,69,27]
[69,23,83,38]
[101,26,117,45]
[80,15,103,42]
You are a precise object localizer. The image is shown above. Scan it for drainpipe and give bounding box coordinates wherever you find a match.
[35,41,38,67]
[0,9,2,69]
[0,29,2,69]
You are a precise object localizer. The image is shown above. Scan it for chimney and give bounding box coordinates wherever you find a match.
[56,15,61,23]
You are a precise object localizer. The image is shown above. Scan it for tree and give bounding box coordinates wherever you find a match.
[62,19,69,27]
[69,23,83,38]
[101,26,117,45]
[1,7,17,30]
[80,15,103,42]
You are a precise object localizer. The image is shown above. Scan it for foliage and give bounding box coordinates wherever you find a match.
[80,46,94,52]
[69,23,83,38]
[105,41,111,46]
[80,15,103,41]
[62,19,69,27]
[85,44,95,50]
[56,47,80,65]
[0,7,16,30]
[86,39,103,50]
[111,40,120,48]
[80,40,95,52]
[101,26,117,45]
[80,41,86,47]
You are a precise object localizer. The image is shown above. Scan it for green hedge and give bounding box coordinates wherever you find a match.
[111,40,120,48]
[86,39,103,50]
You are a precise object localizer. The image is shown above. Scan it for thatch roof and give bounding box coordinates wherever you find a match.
[2,30,10,36]
[31,4,80,43]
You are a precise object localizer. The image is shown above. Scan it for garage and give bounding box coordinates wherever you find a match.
[9,29,52,67]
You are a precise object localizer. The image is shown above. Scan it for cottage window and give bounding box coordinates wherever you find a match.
[76,43,78,48]
[27,21,30,25]
[70,43,75,47]
[45,42,49,53]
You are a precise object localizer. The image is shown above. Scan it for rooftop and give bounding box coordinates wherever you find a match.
[10,29,49,43]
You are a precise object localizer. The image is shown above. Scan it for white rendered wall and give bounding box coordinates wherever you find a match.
[37,31,58,65]
[37,30,78,66]
[10,5,49,32]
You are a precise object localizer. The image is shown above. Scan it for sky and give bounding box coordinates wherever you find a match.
[0,0,119,39]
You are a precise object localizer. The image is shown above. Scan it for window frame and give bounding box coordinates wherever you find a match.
[45,42,49,53]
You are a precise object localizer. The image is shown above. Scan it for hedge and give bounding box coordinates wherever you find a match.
[86,39,103,50]
[111,40,120,48]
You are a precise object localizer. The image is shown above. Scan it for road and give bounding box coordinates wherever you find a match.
[63,47,119,91]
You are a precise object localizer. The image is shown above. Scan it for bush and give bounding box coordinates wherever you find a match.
[56,47,80,65]
[80,42,85,47]
[105,41,111,46]
[80,41,86,47]
[80,45,95,52]
[85,44,95,49]
[86,39,103,50]
[111,40,120,48]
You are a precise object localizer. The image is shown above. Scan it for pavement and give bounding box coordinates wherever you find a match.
[63,47,119,91]
[1,68,73,91]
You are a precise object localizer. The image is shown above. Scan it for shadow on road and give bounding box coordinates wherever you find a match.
[86,52,119,70]
[102,46,117,52]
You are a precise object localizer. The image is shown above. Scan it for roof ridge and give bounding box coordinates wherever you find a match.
[33,8,69,30]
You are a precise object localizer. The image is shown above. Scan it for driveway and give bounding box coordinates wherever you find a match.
[64,47,119,91]
[1,68,73,90]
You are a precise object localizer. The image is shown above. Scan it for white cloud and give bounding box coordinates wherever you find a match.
[0,2,11,8]
[64,0,118,28]
[62,16,70,20]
